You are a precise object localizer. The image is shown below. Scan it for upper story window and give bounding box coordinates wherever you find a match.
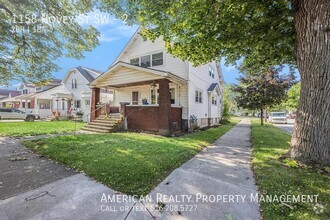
[209,66,215,79]
[130,52,164,68]
[152,52,163,66]
[22,89,28,94]
[72,78,77,89]
[130,58,139,66]
[141,55,151,67]
[195,90,203,103]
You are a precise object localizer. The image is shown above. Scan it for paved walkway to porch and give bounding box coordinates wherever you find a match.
[0,118,260,220]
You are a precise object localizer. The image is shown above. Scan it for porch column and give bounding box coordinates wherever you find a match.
[158,79,171,135]
[91,87,100,121]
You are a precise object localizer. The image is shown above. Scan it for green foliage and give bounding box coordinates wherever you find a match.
[222,84,239,119]
[284,82,301,110]
[251,119,330,219]
[232,67,295,111]
[98,0,295,70]
[0,0,99,85]
[23,119,239,195]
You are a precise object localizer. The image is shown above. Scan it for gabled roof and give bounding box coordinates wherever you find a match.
[207,83,221,94]
[0,89,20,98]
[111,27,141,65]
[90,61,187,87]
[62,66,101,84]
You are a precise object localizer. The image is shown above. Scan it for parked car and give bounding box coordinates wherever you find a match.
[269,112,288,124]
[0,108,40,121]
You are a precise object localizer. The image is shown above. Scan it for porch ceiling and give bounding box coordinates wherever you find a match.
[90,61,187,88]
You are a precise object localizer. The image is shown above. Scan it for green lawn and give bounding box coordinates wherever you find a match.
[251,119,330,220]
[23,119,239,195]
[0,121,85,137]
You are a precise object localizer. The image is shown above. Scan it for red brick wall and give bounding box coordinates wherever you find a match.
[126,106,160,131]
[170,107,182,131]
[125,106,182,132]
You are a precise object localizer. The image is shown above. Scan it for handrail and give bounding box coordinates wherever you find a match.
[82,103,110,122]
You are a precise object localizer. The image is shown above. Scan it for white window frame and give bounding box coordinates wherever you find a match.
[209,66,215,79]
[212,95,217,105]
[195,89,203,104]
[129,51,165,68]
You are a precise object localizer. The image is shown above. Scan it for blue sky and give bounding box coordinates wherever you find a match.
[2,12,297,89]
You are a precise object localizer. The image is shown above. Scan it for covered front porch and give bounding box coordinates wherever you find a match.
[89,62,187,135]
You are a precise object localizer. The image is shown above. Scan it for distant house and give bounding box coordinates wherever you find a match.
[12,67,112,120]
[86,28,224,134]
[0,89,21,108]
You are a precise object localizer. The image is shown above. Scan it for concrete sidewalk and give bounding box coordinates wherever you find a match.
[0,118,260,220]
[138,118,260,219]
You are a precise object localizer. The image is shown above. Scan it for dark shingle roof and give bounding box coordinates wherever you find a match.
[207,83,218,92]
[0,89,20,97]
[76,66,95,83]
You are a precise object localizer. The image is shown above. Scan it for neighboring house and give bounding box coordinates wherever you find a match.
[88,28,224,134]
[0,89,21,108]
[13,67,112,120]
[15,79,62,115]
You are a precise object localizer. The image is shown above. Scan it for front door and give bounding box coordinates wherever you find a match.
[132,91,139,105]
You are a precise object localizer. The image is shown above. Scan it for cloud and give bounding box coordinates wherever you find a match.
[226,65,237,72]
[77,9,138,43]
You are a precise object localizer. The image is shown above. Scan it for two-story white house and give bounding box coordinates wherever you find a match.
[87,29,224,134]
[14,67,112,120]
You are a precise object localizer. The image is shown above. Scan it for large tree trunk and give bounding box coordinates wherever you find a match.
[290,0,330,165]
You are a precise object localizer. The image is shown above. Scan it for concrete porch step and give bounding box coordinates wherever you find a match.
[80,127,112,133]
[84,124,114,130]
[94,119,121,123]
[88,121,115,127]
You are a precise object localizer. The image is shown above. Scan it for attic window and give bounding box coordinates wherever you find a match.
[130,58,139,66]
[152,52,163,66]
[209,66,215,79]
[72,78,77,89]
[141,55,151,67]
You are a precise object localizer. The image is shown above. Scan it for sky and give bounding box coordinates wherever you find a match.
[2,11,297,90]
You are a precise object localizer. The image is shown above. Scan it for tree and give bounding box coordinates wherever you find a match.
[232,67,294,125]
[221,84,237,120]
[284,82,300,111]
[99,0,330,165]
[0,0,99,85]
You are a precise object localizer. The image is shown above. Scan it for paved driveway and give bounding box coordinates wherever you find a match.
[0,137,76,200]
[273,119,295,134]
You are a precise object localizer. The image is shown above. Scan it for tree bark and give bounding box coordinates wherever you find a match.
[260,107,264,125]
[290,0,330,165]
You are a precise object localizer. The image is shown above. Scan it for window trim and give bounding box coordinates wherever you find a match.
[195,89,203,104]
[129,51,165,68]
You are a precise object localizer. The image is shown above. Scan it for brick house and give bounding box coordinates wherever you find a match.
[86,28,224,135]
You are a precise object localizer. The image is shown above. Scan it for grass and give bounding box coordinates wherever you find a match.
[22,119,239,196]
[251,119,330,220]
[0,121,85,137]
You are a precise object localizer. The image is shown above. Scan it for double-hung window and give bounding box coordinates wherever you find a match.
[195,90,203,103]
[212,95,217,105]
[72,78,77,89]
[209,66,215,79]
